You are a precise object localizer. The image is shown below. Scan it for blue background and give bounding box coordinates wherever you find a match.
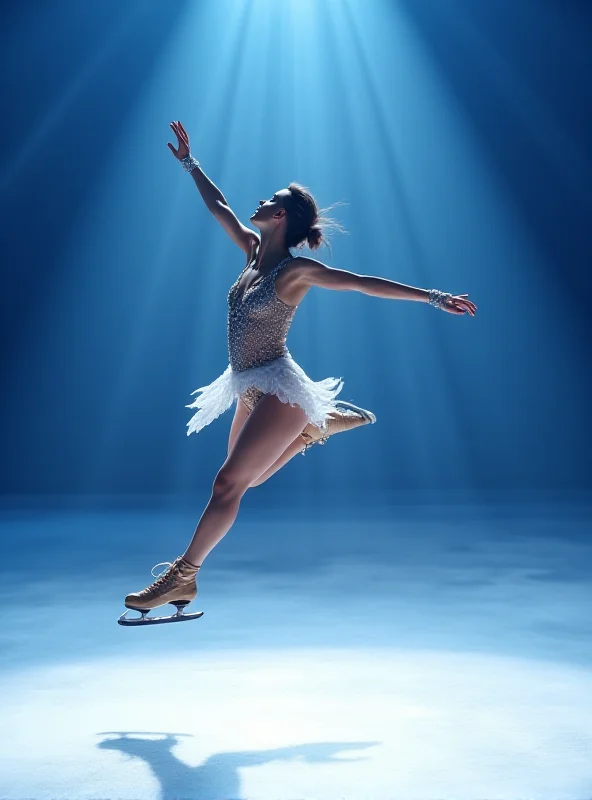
[1,0,590,503]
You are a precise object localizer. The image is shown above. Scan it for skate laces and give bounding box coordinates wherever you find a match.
[151,561,173,578]
[146,560,179,591]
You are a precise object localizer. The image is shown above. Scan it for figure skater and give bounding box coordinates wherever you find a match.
[119,120,477,625]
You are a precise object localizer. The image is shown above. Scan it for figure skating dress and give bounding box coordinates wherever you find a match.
[186,255,345,435]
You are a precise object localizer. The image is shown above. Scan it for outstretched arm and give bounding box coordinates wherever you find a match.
[294,257,477,316]
[168,121,257,254]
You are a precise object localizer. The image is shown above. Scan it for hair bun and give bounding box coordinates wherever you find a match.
[307,225,323,250]
[284,182,347,254]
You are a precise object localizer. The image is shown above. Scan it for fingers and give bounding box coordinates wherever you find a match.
[176,121,188,144]
[169,121,182,146]
[170,120,188,146]
[447,299,475,316]
[169,122,180,145]
[178,120,189,141]
[167,142,178,156]
[452,294,477,314]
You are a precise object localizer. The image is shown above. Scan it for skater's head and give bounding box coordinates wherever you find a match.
[250,188,291,237]
[250,183,347,253]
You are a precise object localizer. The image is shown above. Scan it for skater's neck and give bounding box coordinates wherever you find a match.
[253,230,291,272]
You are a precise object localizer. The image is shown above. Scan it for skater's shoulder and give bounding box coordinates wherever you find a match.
[289,255,327,279]
[291,255,324,268]
[290,256,360,292]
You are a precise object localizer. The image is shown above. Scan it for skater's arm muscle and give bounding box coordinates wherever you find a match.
[294,257,430,302]
[292,257,363,292]
[209,201,260,255]
[188,163,258,254]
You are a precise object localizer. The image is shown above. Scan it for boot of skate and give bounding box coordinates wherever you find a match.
[124,556,200,611]
[299,401,376,453]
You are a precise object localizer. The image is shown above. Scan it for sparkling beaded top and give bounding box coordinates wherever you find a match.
[227,256,298,372]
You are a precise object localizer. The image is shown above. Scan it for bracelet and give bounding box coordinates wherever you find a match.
[428,289,453,310]
[180,153,200,173]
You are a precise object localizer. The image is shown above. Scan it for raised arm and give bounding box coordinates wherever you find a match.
[168,120,259,255]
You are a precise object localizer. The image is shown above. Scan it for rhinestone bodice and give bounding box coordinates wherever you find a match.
[227,256,298,372]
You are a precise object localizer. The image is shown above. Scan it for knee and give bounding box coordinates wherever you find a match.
[212,466,248,498]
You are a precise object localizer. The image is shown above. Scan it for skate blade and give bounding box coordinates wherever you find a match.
[118,606,204,626]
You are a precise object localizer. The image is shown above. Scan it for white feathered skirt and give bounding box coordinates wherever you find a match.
[186,353,344,436]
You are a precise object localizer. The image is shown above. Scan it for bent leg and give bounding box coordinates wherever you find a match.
[249,403,376,488]
[183,393,308,567]
[249,433,306,487]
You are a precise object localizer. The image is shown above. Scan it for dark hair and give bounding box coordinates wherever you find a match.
[283,182,348,254]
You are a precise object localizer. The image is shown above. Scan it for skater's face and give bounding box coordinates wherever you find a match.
[250,188,290,228]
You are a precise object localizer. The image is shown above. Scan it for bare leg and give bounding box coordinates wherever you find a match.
[248,408,374,488]
[226,397,306,489]
[249,434,306,487]
[246,411,376,488]
[182,393,308,567]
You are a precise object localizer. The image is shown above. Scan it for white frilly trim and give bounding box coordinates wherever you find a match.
[186,354,344,436]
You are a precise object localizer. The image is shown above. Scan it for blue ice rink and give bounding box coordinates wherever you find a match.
[1,497,591,799]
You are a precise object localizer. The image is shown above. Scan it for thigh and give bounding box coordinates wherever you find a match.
[227,397,251,456]
[227,387,265,455]
[219,393,309,488]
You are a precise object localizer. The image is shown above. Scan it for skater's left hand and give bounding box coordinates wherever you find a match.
[443,294,477,316]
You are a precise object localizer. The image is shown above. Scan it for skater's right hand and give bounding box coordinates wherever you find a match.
[168,120,190,160]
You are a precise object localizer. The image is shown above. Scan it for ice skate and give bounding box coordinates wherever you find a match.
[299,400,376,455]
[118,556,203,626]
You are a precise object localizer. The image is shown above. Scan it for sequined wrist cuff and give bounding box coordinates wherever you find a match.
[428,289,452,310]
[180,154,200,173]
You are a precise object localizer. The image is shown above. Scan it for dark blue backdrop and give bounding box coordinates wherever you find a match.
[1,0,590,502]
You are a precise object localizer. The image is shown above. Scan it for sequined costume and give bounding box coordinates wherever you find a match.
[186,255,344,435]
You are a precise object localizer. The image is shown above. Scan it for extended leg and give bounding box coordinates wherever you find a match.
[182,393,309,567]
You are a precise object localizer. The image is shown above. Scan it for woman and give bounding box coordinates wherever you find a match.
[120,120,477,625]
